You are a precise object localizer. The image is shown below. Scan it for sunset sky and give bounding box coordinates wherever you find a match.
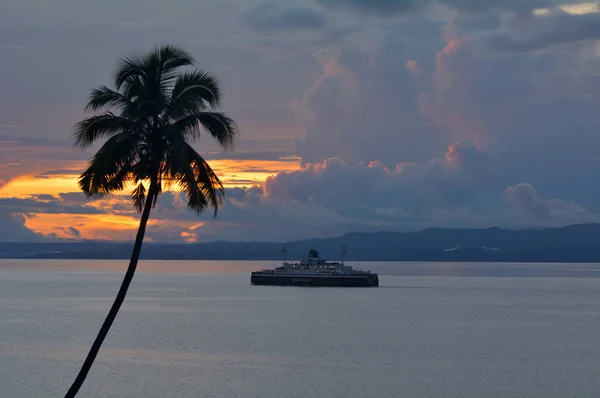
[1,0,600,243]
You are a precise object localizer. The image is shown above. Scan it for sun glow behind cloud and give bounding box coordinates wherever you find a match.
[25,213,153,240]
[0,175,81,198]
[534,2,599,16]
[1,157,301,241]
[24,212,210,241]
[0,158,301,199]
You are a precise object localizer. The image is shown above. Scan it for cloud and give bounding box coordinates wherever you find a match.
[0,213,42,242]
[480,9,600,53]
[291,28,470,166]
[1,148,594,243]
[504,183,598,226]
[240,2,327,32]
[0,44,27,49]
[151,142,595,241]
[58,192,92,202]
[406,59,422,76]
[314,0,414,15]
[292,49,412,165]
[149,188,364,242]
[266,140,492,213]
[200,150,297,161]
[0,196,102,215]
[415,29,485,145]
[29,194,56,201]
[40,169,83,176]
[313,0,564,16]
[50,225,81,239]
[280,8,600,220]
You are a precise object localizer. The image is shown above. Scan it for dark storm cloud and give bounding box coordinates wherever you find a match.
[200,150,296,161]
[240,2,327,31]
[39,169,83,176]
[481,10,600,53]
[313,0,568,15]
[315,0,414,15]
[0,197,102,215]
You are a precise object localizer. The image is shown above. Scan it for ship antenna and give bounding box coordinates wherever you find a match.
[281,244,287,265]
[341,245,347,265]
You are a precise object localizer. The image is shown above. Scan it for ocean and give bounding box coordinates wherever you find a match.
[1,259,600,397]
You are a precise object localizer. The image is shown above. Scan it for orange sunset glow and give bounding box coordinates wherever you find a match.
[25,213,153,240]
[0,158,300,199]
[1,157,301,240]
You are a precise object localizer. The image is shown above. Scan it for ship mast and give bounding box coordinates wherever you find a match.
[281,244,287,265]
[341,245,347,265]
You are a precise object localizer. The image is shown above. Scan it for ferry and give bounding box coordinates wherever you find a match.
[250,246,379,287]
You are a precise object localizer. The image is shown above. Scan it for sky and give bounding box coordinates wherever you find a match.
[1,0,600,243]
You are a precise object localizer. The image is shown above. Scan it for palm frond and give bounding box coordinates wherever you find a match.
[114,52,147,90]
[131,182,146,212]
[164,136,205,211]
[167,140,224,217]
[160,45,195,71]
[171,112,238,150]
[152,44,196,86]
[165,70,221,121]
[85,86,130,113]
[73,113,141,149]
[173,70,221,106]
[79,159,132,197]
[121,75,148,103]
[184,143,224,216]
[78,132,139,196]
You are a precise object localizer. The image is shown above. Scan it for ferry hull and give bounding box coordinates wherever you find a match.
[251,273,379,287]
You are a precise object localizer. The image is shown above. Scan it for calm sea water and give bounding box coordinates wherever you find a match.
[1,259,600,398]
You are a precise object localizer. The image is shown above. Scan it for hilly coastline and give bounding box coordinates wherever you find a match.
[2,223,600,263]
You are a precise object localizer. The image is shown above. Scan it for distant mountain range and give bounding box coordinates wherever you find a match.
[2,223,600,262]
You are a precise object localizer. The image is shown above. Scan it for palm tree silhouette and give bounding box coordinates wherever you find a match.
[64,44,238,397]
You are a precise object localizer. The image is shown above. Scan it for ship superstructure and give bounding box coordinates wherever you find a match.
[251,246,379,287]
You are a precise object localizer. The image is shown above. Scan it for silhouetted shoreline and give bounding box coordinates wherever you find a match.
[2,224,600,263]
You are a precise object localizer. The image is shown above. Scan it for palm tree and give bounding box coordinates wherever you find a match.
[64,44,238,398]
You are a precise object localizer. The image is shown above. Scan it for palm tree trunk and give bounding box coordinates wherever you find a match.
[64,186,157,398]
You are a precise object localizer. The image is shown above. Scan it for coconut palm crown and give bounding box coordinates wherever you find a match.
[64,44,237,398]
[75,44,237,214]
